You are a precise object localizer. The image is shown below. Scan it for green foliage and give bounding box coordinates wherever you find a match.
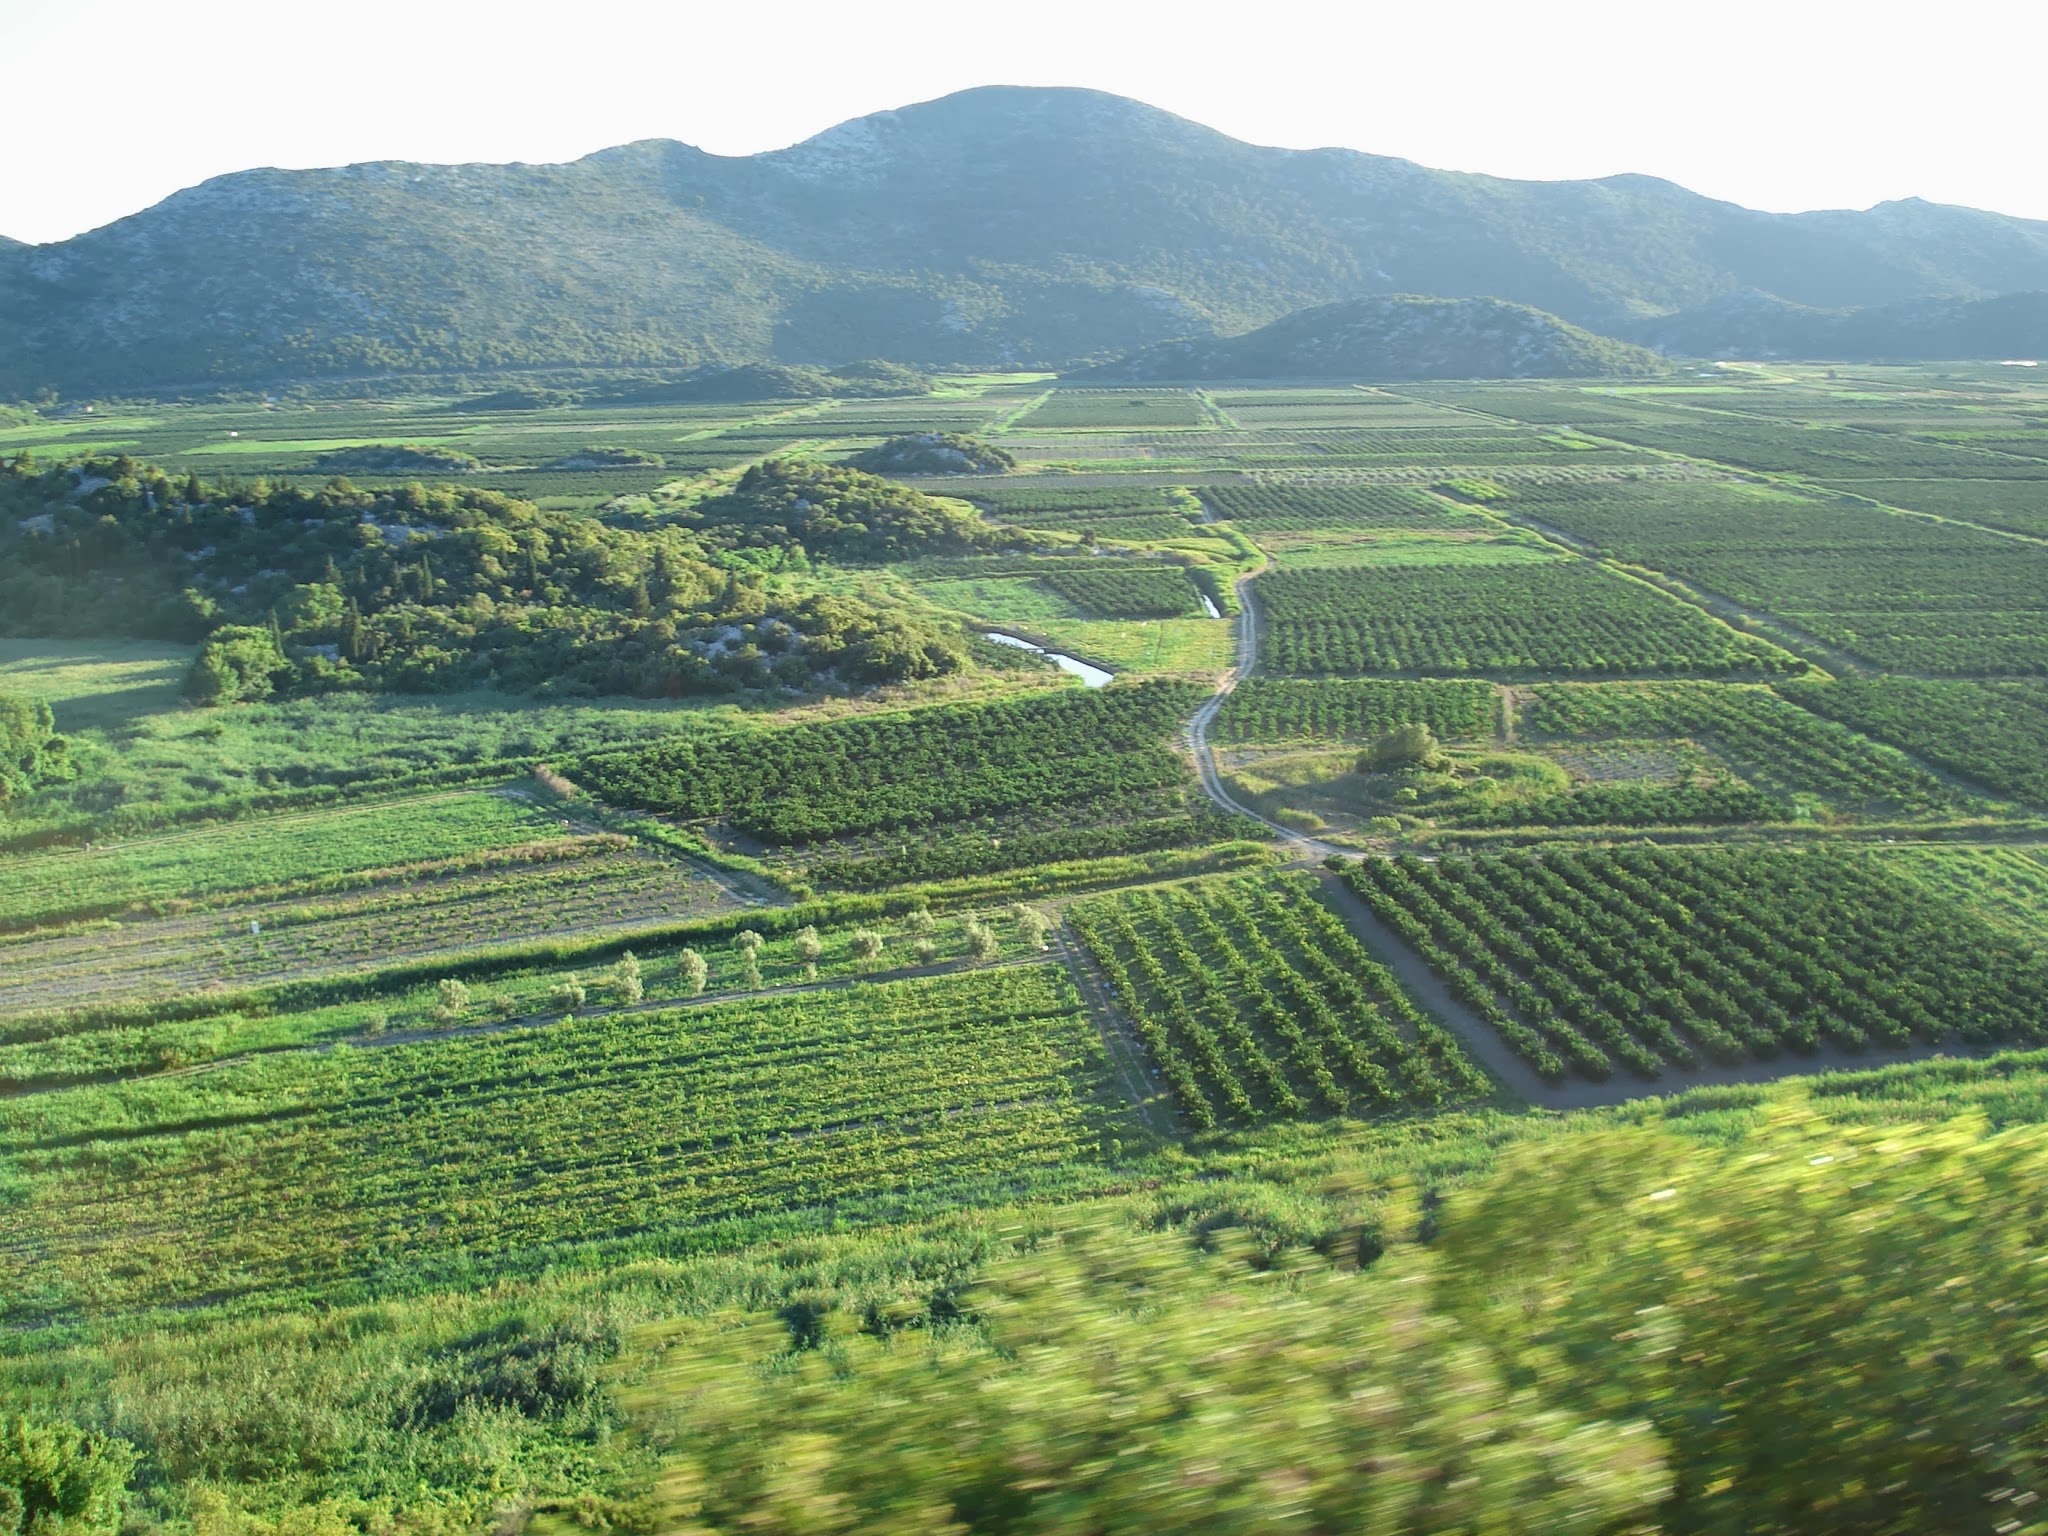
[1199,480,1470,529]
[849,432,1015,476]
[1342,845,2048,1083]
[1259,561,1799,677]
[1214,677,1495,744]
[1088,295,1672,382]
[687,458,1021,564]
[1436,1113,2048,1536]
[1525,680,1955,812]
[0,453,971,699]
[1777,675,2048,802]
[0,692,65,803]
[578,682,1202,844]
[0,1416,137,1536]
[182,624,288,706]
[1518,478,2048,675]
[0,968,1128,1322]
[1070,873,1486,1127]
[1036,563,1203,618]
[636,1224,1669,1536]
[310,444,482,475]
[1359,722,1449,771]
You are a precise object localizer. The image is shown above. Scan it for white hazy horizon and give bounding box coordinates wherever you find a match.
[3,0,2045,245]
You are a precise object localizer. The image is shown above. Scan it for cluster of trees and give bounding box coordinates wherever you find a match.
[684,458,1034,563]
[0,454,978,703]
[0,692,68,802]
[849,432,1016,476]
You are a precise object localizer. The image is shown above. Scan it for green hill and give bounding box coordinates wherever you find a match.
[1083,295,1672,381]
[7,87,2048,392]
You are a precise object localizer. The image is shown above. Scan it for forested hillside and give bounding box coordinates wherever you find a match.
[0,454,981,698]
[9,86,2048,392]
[1085,295,1671,381]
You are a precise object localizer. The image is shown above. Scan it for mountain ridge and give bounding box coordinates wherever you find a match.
[7,84,2048,394]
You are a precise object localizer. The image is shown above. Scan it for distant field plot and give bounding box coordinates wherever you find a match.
[580,682,1202,844]
[1522,682,1956,813]
[1038,564,1205,618]
[0,837,741,1014]
[1821,478,2048,539]
[1214,678,1496,744]
[963,482,1199,541]
[1069,872,1487,1127]
[0,790,561,930]
[1259,533,1556,569]
[1257,560,1798,678]
[1403,386,1712,426]
[1592,416,2048,479]
[1777,677,2048,803]
[0,965,1129,1320]
[1200,481,1472,529]
[1014,390,1209,429]
[1884,846,2048,944]
[1027,618,1233,676]
[1514,479,2048,674]
[1341,845,2048,1085]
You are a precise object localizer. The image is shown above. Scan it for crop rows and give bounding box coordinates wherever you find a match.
[580,681,1203,844]
[1819,478,2048,540]
[1591,417,2048,480]
[0,846,732,1014]
[0,790,561,931]
[1015,392,1209,429]
[1,966,1123,1320]
[1340,846,2048,1084]
[1038,565,1204,618]
[1069,873,1488,1128]
[1524,682,1956,811]
[1258,562,1799,677]
[1200,482,1468,528]
[1516,480,2048,674]
[1777,677,2048,802]
[1213,678,1496,743]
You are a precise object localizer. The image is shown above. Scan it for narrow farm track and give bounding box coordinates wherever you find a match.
[1184,570,1346,861]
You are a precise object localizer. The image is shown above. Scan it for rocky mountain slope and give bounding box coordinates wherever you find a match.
[7,86,2048,393]
[1082,295,1670,381]
[1631,290,2048,360]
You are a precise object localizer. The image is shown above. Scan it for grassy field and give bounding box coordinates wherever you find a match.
[0,789,561,928]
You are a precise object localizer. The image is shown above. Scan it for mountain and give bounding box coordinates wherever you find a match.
[1081,295,1670,381]
[8,85,2048,394]
[1632,290,2048,360]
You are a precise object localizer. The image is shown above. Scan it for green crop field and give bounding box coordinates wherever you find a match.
[1256,559,1800,677]
[0,789,562,930]
[8,365,2048,1533]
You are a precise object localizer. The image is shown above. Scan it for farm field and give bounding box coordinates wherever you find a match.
[1256,559,1801,677]
[0,964,1135,1322]
[0,789,566,930]
[1339,845,2048,1083]
[7,367,2048,1531]
[0,836,742,1014]
[1507,477,2048,674]
[1068,871,1489,1127]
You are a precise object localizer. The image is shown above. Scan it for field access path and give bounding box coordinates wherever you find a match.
[1183,568,1345,861]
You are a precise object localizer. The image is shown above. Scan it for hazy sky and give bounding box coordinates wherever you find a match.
[4,0,2044,244]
